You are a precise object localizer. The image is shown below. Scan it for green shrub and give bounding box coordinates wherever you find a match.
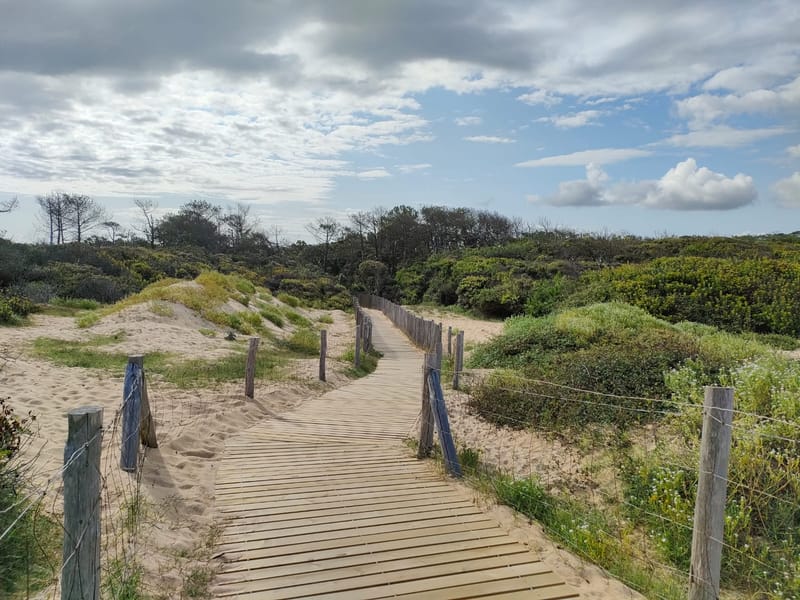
[51,297,101,310]
[0,294,36,324]
[285,328,319,356]
[340,345,381,377]
[578,256,800,336]
[259,305,284,328]
[317,314,334,325]
[1,399,60,596]
[277,292,301,308]
[284,310,311,328]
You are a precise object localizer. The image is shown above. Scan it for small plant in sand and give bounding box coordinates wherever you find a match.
[0,398,60,596]
[317,313,334,325]
[340,344,382,378]
[277,292,301,308]
[283,310,311,328]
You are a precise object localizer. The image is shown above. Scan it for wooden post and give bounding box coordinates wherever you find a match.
[62,406,103,600]
[128,355,157,448]
[418,352,435,458]
[245,337,260,399]
[354,324,362,369]
[447,326,453,357]
[453,331,464,390]
[120,358,142,472]
[319,330,327,382]
[689,386,734,600]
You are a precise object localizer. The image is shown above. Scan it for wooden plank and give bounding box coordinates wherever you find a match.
[220,500,476,534]
[227,563,555,600]
[218,538,519,578]
[216,552,536,597]
[217,514,497,551]
[220,522,503,562]
[394,579,577,600]
[219,506,487,542]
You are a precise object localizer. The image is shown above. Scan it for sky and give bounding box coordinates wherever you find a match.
[0,0,798,243]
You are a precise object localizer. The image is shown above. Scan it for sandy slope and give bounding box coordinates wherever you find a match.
[1,298,354,598]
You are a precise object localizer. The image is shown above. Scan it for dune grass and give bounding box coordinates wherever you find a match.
[31,333,285,388]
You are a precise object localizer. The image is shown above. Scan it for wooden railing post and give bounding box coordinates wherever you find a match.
[689,386,734,600]
[447,326,453,357]
[62,406,103,600]
[354,324,362,369]
[245,337,260,399]
[453,331,464,390]
[319,329,327,382]
[121,357,142,472]
[418,352,435,458]
[129,355,157,448]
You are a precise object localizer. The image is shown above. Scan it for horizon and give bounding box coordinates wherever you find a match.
[1,1,798,242]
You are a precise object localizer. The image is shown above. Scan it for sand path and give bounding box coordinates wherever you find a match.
[211,308,579,599]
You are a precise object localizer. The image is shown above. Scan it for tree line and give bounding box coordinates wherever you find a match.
[29,192,525,290]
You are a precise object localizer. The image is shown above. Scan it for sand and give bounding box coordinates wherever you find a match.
[3,295,643,599]
[0,296,354,598]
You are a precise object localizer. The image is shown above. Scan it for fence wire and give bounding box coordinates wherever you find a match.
[425,364,800,600]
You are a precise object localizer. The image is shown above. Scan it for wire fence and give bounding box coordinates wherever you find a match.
[0,351,241,599]
[429,366,800,600]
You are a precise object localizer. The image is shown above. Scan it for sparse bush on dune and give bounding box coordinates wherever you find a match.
[468,302,778,429]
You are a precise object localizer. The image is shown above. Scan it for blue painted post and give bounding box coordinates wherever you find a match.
[120,358,142,472]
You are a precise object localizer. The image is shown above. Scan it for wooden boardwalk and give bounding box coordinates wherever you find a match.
[212,310,578,599]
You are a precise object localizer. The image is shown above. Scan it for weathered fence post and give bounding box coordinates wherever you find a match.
[121,357,142,472]
[689,386,734,600]
[62,406,103,600]
[447,326,453,357]
[354,323,362,369]
[418,351,436,458]
[418,324,443,458]
[452,331,464,390]
[319,329,327,382]
[245,337,260,399]
[128,355,157,448]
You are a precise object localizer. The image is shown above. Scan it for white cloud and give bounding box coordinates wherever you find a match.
[773,172,800,207]
[788,145,800,158]
[517,90,561,106]
[464,135,515,144]
[663,126,790,148]
[643,158,756,210]
[454,116,482,126]
[703,56,800,93]
[516,148,651,168]
[536,110,602,128]
[356,168,391,179]
[677,75,800,128]
[396,163,432,173]
[530,158,756,211]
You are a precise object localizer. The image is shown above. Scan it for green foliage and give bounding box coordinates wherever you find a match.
[259,305,285,328]
[468,303,775,429]
[31,336,285,388]
[340,345,382,378]
[1,399,60,597]
[181,566,213,599]
[284,328,320,356]
[579,256,800,336]
[76,312,101,328]
[277,292,301,307]
[494,475,685,600]
[0,294,36,324]
[284,310,311,328]
[51,297,101,310]
[317,313,334,325]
